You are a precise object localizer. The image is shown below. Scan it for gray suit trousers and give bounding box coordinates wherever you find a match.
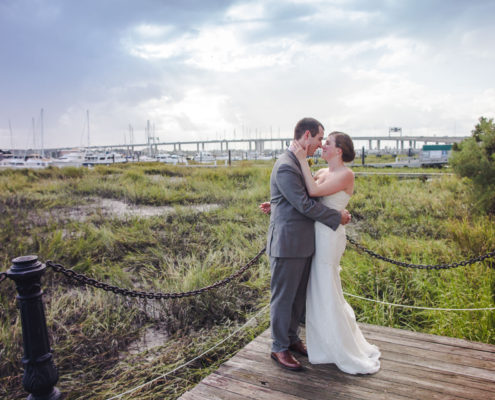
[270,256,312,353]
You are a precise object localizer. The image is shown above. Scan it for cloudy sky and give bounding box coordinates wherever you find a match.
[1,0,494,149]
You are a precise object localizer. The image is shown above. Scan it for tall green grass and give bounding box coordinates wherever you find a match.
[0,162,493,399]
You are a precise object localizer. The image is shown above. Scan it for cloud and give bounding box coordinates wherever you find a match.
[1,0,495,148]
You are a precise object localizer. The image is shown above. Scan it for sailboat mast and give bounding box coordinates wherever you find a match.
[32,117,36,152]
[8,119,13,150]
[87,110,90,148]
[147,120,151,156]
[40,108,44,158]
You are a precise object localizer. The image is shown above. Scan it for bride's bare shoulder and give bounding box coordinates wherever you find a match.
[345,167,354,178]
[343,167,355,183]
[314,168,328,177]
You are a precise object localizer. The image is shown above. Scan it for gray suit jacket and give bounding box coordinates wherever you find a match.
[266,150,341,258]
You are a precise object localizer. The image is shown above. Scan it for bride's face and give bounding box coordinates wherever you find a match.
[321,135,341,161]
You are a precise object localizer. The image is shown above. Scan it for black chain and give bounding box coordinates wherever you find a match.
[346,235,495,270]
[46,248,266,299]
[0,272,7,285]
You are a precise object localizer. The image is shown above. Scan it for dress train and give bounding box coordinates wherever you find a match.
[306,191,380,374]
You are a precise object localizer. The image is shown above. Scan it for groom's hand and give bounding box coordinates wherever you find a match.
[340,209,351,225]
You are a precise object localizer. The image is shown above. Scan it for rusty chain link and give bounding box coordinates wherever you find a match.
[0,272,7,285]
[46,248,266,299]
[346,235,495,270]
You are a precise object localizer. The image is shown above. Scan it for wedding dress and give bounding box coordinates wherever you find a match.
[306,191,381,374]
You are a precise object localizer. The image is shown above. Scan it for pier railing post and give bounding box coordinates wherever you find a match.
[7,255,61,400]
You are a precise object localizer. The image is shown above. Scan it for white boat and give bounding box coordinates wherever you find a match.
[0,154,51,169]
[194,152,215,162]
[247,152,273,161]
[156,153,186,164]
[51,151,86,167]
[0,157,28,168]
[25,157,52,168]
[83,152,127,166]
[134,155,156,162]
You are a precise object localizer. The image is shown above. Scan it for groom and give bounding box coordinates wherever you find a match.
[265,117,351,371]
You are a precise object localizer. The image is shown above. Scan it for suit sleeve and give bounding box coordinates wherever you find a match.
[275,163,341,230]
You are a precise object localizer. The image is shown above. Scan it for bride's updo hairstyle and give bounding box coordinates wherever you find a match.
[330,131,355,162]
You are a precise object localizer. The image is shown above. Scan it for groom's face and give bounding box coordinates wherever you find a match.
[306,126,324,156]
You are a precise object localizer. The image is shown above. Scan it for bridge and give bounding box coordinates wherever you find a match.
[48,135,468,155]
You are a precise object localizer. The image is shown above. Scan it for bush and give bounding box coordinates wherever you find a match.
[450,117,495,214]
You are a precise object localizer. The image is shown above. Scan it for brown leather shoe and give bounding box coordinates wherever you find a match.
[289,340,308,357]
[271,350,303,371]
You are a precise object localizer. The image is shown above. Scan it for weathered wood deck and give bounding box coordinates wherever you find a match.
[179,323,495,400]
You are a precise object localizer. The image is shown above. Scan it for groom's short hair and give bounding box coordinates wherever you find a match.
[294,118,324,140]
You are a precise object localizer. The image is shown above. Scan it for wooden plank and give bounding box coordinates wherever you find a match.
[221,357,415,400]
[363,330,495,362]
[382,358,495,394]
[215,365,358,400]
[374,366,495,400]
[179,325,495,400]
[225,348,481,400]
[238,339,495,393]
[370,337,495,371]
[379,346,495,382]
[240,336,495,397]
[180,386,223,400]
[253,329,495,380]
[360,324,495,353]
[244,333,495,378]
[258,324,495,357]
[181,381,253,400]
[203,373,304,400]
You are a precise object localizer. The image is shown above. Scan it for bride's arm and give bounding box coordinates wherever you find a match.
[293,142,353,197]
[292,142,324,196]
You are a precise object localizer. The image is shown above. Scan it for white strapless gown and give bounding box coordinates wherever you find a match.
[306,191,381,374]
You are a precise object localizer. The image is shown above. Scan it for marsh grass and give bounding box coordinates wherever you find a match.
[0,162,494,399]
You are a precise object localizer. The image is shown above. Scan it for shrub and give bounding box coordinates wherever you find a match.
[450,117,495,214]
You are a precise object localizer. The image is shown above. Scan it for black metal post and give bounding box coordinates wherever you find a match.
[361,146,365,166]
[7,255,61,400]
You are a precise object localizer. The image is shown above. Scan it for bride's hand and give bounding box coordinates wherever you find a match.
[291,140,307,161]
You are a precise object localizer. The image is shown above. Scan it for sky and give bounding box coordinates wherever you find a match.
[1,0,495,150]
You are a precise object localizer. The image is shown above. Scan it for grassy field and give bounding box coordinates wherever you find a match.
[0,161,493,399]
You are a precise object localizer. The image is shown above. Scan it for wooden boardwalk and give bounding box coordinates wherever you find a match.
[180,323,495,400]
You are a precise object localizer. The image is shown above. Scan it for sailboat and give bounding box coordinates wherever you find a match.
[0,110,52,169]
[51,150,86,167]
[52,110,89,168]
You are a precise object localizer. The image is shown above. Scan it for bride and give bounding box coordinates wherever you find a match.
[292,131,381,375]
